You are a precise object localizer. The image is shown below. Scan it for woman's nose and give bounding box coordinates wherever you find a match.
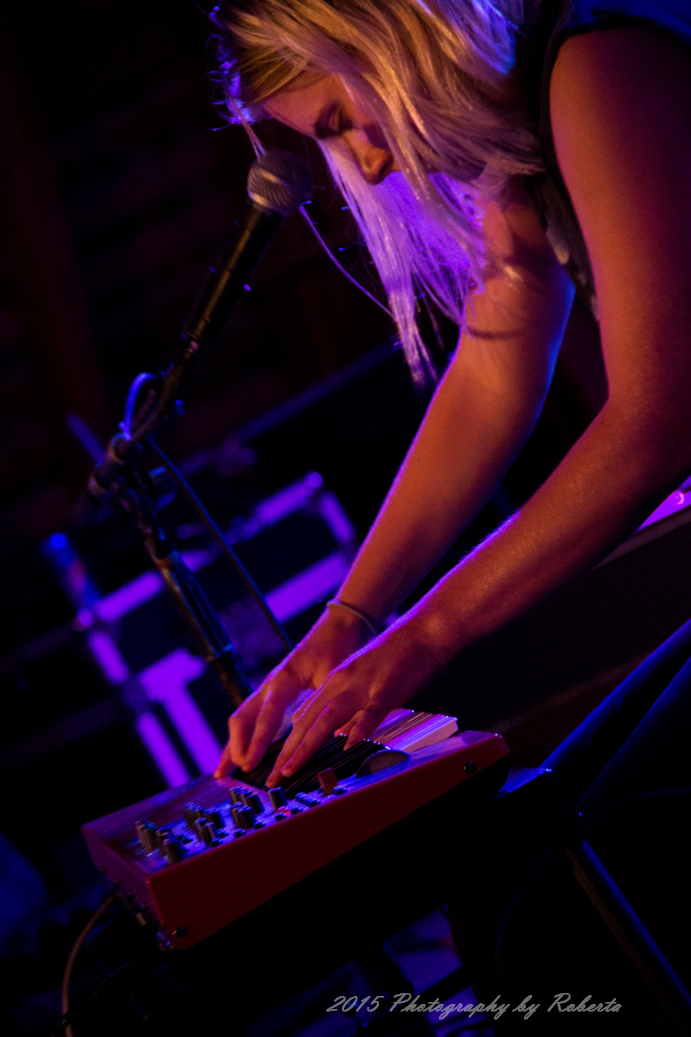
[350,130,394,185]
[360,148,393,184]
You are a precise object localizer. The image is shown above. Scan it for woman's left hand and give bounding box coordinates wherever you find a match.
[266,615,445,786]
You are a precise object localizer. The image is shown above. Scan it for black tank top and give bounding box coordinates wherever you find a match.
[527,0,691,317]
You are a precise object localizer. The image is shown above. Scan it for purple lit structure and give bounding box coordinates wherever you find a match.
[44,474,357,787]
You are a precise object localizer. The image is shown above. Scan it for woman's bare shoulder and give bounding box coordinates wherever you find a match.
[549,22,691,184]
[549,21,691,403]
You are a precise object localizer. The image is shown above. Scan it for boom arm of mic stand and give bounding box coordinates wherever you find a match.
[77,406,255,709]
[155,204,284,422]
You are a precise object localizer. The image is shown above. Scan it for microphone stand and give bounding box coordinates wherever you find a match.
[76,151,313,709]
[85,415,255,709]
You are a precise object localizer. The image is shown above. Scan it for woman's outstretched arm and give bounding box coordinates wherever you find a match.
[256,22,691,787]
[216,184,574,776]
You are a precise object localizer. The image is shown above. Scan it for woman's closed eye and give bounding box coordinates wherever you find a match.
[317,109,351,140]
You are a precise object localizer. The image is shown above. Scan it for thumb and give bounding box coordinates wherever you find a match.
[214,740,236,779]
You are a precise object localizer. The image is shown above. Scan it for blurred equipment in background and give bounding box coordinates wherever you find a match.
[44,473,357,788]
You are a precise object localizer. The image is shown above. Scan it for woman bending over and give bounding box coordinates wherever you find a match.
[210,0,691,785]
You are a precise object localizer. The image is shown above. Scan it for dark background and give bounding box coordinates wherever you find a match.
[0,2,658,1033]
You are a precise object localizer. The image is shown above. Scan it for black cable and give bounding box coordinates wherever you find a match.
[59,893,117,1037]
[54,945,166,1035]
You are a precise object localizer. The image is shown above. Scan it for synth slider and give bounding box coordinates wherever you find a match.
[82,710,509,948]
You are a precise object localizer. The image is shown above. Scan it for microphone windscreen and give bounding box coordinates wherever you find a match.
[247,150,313,215]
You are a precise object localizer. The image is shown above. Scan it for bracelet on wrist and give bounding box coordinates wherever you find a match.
[326,598,381,637]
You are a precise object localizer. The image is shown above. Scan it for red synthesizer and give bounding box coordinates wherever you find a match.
[82,710,509,948]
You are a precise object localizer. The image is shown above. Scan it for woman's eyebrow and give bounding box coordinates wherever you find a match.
[314,102,340,139]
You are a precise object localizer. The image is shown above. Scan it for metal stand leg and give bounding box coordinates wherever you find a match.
[448,767,691,1034]
[568,837,691,1034]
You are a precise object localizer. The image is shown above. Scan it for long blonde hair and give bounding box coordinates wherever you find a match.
[211,0,542,381]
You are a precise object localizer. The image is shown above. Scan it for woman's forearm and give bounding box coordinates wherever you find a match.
[265,396,691,785]
[338,217,575,624]
[337,352,549,622]
[412,397,691,660]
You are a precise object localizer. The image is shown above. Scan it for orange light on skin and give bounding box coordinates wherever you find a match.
[264,72,400,185]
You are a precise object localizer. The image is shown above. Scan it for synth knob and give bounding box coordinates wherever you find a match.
[160,835,186,864]
[194,819,217,846]
[231,805,255,830]
[240,791,263,815]
[135,820,158,853]
[207,810,224,831]
[183,803,206,825]
[268,787,287,810]
[229,787,249,806]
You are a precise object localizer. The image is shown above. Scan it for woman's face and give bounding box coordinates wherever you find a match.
[264,73,399,185]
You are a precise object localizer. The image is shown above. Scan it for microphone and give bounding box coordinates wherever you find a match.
[157,150,314,418]
[72,151,313,521]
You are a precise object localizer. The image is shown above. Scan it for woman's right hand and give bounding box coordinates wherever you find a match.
[214,604,371,777]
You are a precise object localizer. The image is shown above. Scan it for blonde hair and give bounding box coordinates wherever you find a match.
[211,0,542,381]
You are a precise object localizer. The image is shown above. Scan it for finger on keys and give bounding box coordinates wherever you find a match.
[334,712,362,739]
[214,740,235,779]
[215,709,253,777]
[243,691,289,772]
[227,720,252,772]
[262,689,319,784]
[344,702,388,749]
[266,701,341,786]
